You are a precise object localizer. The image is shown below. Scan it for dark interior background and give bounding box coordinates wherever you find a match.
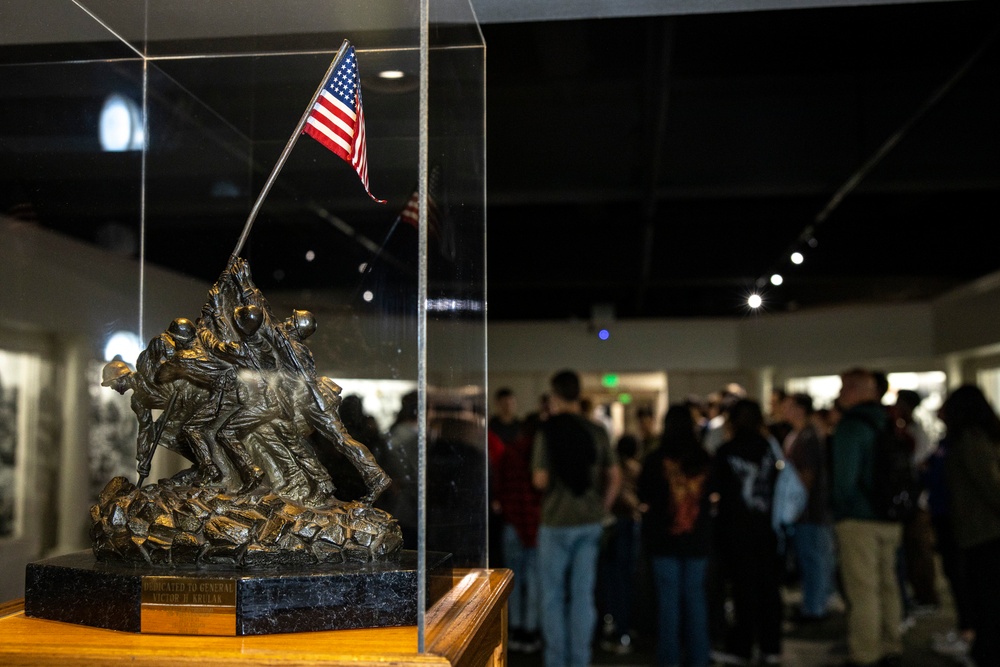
[2,0,998,322]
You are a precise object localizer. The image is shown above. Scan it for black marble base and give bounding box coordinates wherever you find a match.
[24,549,453,635]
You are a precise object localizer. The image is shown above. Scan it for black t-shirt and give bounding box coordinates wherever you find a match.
[638,448,713,558]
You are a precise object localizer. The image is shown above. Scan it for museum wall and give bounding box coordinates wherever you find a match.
[932,272,1000,357]
[486,274,1000,410]
[0,219,208,602]
[0,219,208,345]
[2,217,999,600]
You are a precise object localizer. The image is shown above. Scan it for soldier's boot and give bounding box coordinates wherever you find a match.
[185,431,220,486]
[359,471,391,505]
[236,465,266,495]
[216,433,266,494]
[305,480,337,508]
[195,463,222,486]
[231,453,265,494]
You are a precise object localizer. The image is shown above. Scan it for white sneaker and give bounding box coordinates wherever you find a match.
[599,634,633,655]
[709,649,750,666]
[932,631,970,657]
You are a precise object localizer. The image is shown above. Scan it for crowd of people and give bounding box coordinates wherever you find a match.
[488,368,1000,667]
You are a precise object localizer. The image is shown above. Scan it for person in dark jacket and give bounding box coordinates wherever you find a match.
[923,433,975,661]
[708,399,783,666]
[940,384,1000,667]
[638,404,713,667]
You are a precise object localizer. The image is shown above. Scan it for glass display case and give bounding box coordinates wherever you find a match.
[0,0,485,647]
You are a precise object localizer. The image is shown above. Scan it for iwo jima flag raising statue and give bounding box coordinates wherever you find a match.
[92,41,400,568]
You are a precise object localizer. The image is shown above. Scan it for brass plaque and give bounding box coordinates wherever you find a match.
[140,576,237,635]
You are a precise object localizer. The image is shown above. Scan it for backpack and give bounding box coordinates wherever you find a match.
[769,437,808,534]
[857,412,919,522]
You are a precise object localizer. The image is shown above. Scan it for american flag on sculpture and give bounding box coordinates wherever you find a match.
[303,42,384,203]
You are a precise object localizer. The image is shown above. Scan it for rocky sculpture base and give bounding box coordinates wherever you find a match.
[24,549,454,635]
[91,476,403,568]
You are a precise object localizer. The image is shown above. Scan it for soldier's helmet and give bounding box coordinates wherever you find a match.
[234,304,264,338]
[101,359,132,387]
[289,309,317,340]
[167,317,196,345]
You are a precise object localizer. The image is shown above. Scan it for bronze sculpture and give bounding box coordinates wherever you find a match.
[92,258,401,568]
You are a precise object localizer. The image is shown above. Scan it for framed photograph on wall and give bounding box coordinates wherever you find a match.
[0,375,18,537]
[0,350,27,539]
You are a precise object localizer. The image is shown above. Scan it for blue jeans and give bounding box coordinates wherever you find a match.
[503,523,540,632]
[793,523,836,617]
[651,555,710,667]
[538,522,604,667]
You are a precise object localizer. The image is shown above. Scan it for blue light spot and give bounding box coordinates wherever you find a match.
[598,329,610,340]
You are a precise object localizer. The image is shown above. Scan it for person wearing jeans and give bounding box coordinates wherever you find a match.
[502,522,541,651]
[495,408,543,653]
[792,522,836,618]
[650,556,710,667]
[638,404,713,667]
[782,392,836,621]
[532,369,620,667]
[537,523,605,666]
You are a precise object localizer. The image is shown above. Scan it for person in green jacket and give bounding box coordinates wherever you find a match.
[830,367,903,667]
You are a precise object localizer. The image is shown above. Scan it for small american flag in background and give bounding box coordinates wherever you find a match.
[400,165,440,236]
[303,42,384,203]
[399,166,454,261]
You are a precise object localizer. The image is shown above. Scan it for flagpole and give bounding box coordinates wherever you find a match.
[229,39,351,264]
[348,215,404,303]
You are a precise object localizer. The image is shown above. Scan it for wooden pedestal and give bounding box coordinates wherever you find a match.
[0,568,511,667]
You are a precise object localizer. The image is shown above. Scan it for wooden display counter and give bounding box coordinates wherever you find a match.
[0,568,511,667]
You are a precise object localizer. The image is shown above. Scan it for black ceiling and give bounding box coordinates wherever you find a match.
[483,0,1000,320]
[2,1,1000,322]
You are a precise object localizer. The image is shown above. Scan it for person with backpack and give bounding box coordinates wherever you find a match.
[638,404,713,667]
[830,367,903,667]
[707,399,784,666]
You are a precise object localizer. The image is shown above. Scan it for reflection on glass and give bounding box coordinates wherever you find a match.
[103,330,142,364]
[99,94,145,152]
